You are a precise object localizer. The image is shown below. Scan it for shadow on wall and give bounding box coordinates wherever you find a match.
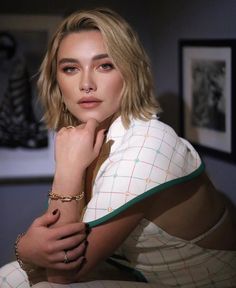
[158,92,180,133]
[158,91,200,144]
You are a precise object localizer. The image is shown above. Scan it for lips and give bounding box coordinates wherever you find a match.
[78,97,102,109]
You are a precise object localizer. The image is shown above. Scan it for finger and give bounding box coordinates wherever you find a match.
[52,240,88,264]
[57,127,66,136]
[54,233,87,252]
[93,129,106,156]
[52,255,86,271]
[33,209,60,228]
[77,123,86,129]
[66,240,88,261]
[85,118,99,134]
[53,222,87,239]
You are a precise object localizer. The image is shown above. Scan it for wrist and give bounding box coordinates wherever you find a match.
[48,190,84,202]
[15,233,39,285]
[15,233,25,267]
[15,233,34,268]
[52,171,85,196]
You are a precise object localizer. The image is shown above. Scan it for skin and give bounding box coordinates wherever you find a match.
[18,30,131,283]
[57,31,124,125]
[18,30,236,285]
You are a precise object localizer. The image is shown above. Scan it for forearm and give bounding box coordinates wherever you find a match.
[48,171,86,225]
[46,171,87,283]
[45,120,105,283]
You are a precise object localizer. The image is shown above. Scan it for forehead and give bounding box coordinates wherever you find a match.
[57,30,108,57]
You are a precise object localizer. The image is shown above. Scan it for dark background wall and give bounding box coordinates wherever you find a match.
[1,0,236,266]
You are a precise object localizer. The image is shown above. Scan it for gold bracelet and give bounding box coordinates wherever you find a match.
[15,233,35,272]
[48,191,84,202]
[15,233,26,270]
[15,233,38,286]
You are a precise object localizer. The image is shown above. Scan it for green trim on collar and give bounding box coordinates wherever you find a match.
[87,161,205,228]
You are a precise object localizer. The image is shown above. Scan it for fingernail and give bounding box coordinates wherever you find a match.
[52,209,58,215]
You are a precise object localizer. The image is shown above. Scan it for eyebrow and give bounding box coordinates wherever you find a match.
[58,53,110,65]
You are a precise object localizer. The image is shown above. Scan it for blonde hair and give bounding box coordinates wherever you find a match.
[38,7,161,130]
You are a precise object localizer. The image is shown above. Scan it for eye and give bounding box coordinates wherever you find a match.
[61,66,78,74]
[99,63,114,71]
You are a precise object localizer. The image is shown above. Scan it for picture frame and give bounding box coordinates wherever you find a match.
[0,14,62,183]
[179,39,236,163]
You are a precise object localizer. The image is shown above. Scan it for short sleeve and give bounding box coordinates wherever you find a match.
[82,117,204,227]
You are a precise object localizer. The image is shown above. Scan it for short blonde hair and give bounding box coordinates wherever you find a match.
[38,8,161,130]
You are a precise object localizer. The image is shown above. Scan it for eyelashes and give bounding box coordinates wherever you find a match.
[60,62,115,74]
[62,66,77,74]
[99,63,114,70]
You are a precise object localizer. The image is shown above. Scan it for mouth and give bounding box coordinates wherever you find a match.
[78,97,102,109]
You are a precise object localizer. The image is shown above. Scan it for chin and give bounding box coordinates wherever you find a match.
[78,114,108,124]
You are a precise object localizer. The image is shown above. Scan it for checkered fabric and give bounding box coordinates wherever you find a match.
[1,117,235,287]
[0,263,167,288]
[83,116,203,226]
[82,116,236,287]
[111,218,236,287]
[0,261,29,288]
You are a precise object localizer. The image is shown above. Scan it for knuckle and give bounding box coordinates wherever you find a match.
[46,254,55,264]
[71,222,85,232]
[75,244,85,255]
[70,237,80,248]
[69,246,84,261]
[44,243,54,254]
[56,130,63,138]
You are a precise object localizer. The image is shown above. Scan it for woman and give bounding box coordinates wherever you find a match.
[1,8,236,288]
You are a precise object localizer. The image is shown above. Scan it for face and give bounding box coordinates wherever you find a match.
[56,30,124,125]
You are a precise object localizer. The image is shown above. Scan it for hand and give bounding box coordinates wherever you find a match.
[18,209,88,270]
[55,118,106,171]
[54,118,106,184]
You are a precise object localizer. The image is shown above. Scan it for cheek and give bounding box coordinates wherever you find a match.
[57,76,66,95]
[109,77,124,101]
[57,78,76,99]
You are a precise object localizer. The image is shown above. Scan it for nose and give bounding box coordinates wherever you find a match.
[79,70,96,93]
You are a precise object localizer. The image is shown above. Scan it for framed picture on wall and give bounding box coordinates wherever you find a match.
[179,39,236,163]
[0,14,62,183]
